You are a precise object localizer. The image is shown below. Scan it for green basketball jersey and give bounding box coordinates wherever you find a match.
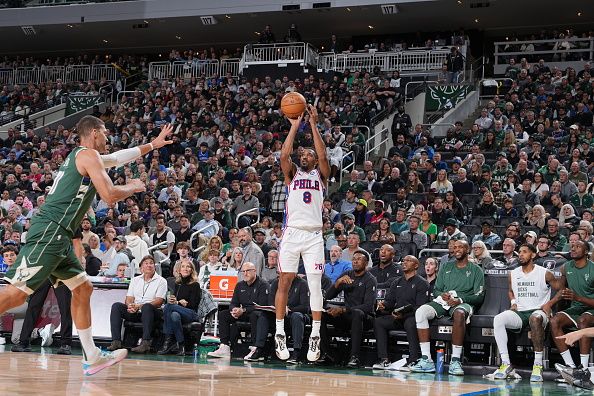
[565,259,594,311]
[36,146,97,238]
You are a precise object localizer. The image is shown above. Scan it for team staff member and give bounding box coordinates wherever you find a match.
[549,240,594,370]
[208,262,270,358]
[369,244,402,288]
[254,276,311,364]
[320,250,377,368]
[410,240,484,376]
[372,255,429,370]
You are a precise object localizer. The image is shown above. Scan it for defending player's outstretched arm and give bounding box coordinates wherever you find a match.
[306,104,330,184]
[101,124,174,168]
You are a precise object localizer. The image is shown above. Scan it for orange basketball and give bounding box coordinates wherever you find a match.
[281,92,306,119]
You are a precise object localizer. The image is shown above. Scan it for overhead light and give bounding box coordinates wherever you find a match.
[102,39,108,43]
[225,14,231,19]
[66,24,73,28]
[457,0,462,3]
[474,18,479,23]
[577,11,582,16]
[254,31,261,35]
[143,20,149,24]
[346,7,351,11]
[505,36,509,40]
[175,35,182,40]
[158,54,162,57]
[368,25,374,29]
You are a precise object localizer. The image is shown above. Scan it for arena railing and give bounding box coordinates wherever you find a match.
[338,150,355,187]
[242,42,309,65]
[2,63,120,86]
[147,59,242,82]
[219,58,241,78]
[147,240,169,275]
[493,37,594,74]
[235,207,260,229]
[318,49,450,73]
[364,127,389,162]
[189,224,220,254]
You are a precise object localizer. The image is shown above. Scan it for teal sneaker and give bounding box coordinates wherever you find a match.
[530,365,543,382]
[83,349,128,376]
[493,363,512,380]
[448,359,465,376]
[409,357,436,373]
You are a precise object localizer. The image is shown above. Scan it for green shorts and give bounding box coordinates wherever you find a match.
[428,301,474,319]
[510,309,548,333]
[4,221,87,295]
[559,306,594,328]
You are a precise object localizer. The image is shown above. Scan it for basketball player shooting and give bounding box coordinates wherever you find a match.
[0,115,172,375]
[275,104,330,362]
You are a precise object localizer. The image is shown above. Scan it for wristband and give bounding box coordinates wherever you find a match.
[511,299,517,306]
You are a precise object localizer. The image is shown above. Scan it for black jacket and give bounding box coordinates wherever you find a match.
[230,276,270,314]
[269,277,310,314]
[369,263,403,289]
[326,270,377,315]
[166,277,202,311]
[382,274,429,318]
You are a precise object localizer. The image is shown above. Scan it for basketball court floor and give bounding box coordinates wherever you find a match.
[0,346,582,395]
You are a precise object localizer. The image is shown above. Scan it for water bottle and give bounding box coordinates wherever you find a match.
[193,343,199,361]
[166,291,172,304]
[436,348,445,374]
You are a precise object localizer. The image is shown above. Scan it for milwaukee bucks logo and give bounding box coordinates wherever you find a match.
[426,85,473,112]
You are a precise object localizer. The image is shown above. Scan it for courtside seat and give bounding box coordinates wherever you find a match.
[469,272,510,343]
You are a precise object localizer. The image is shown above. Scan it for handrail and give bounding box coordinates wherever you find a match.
[338,150,354,187]
[189,222,220,253]
[148,240,171,264]
[122,71,145,91]
[420,123,456,130]
[364,128,390,162]
[235,207,260,229]
[405,80,436,102]
[493,37,594,66]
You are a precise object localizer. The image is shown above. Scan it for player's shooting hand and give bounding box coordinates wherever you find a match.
[129,179,146,193]
[287,114,303,127]
[306,104,318,123]
[152,124,174,148]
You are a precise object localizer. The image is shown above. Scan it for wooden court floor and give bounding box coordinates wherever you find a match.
[0,346,548,395]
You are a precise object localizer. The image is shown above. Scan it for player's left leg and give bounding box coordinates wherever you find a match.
[577,312,594,368]
[301,231,325,362]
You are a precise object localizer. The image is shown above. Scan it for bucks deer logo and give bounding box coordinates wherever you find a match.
[427,85,472,112]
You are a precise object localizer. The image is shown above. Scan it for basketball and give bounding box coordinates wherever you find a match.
[280,92,306,119]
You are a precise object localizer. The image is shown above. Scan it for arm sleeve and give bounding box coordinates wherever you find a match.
[100,147,142,168]
[325,284,341,301]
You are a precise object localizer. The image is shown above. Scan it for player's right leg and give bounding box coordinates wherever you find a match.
[275,228,300,360]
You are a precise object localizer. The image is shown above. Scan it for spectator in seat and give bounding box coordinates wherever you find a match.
[474,191,499,218]
[559,204,581,233]
[430,169,453,194]
[149,215,175,272]
[267,275,310,364]
[410,240,484,376]
[398,215,428,250]
[525,204,548,233]
[320,251,377,368]
[430,197,453,228]
[125,220,150,274]
[232,182,259,228]
[388,187,415,216]
[80,218,98,246]
[570,181,594,209]
[339,188,358,215]
[436,218,467,244]
[381,167,405,196]
[548,240,594,370]
[338,170,365,195]
[342,212,366,242]
[558,170,578,201]
[253,229,271,258]
[261,249,279,283]
[158,259,202,356]
[420,210,438,244]
[324,245,352,284]
[174,213,192,244]
[198,249,222,289]
[192,207,220,240]
[500,238,519,269]
[207,262,270,359]
[543,218,568,251]
[443,191,465,221]
[212,197,233,231]
[373,255,429,370]
[491,243,563,382]
[498,198,518,219]
[390,208,409,236]
[370,218,396,244]
[534,237,557,270]
[369,244,402,289]
[82,243,101,276]
[452,168,475,197]
[237,227,265,279]
[470,240,495,269]
[472,219,501,249]
[341,231,365,262]
[108,256,167,353]
[353,199,371,228]
[369,200,389,224]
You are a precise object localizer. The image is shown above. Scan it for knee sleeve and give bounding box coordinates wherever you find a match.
[306,273,324,312]
[494,310,523,331]
[415,304,437,329]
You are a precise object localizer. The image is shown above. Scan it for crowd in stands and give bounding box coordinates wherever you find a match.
[1,39,594,380]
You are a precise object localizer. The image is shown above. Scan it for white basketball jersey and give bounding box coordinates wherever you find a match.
[511,265,551,311]
[284,168,325,231]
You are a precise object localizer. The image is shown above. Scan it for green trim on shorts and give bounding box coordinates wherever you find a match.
[560,307,594,328]
[427,301,474,318]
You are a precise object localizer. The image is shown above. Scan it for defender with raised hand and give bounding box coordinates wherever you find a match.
[275,104,330,362]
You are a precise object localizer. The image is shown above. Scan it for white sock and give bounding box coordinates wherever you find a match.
[311,320,321,338]
[501,353,511,365]
[561,350,576,368]
[78,327,100,363]
[451,345,463,360]
[534,351,543,366]
[420,342,432,361]
[581,354,590,368]
[275,319,285,336]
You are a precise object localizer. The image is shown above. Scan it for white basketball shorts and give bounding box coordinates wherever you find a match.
[278,227,325,274]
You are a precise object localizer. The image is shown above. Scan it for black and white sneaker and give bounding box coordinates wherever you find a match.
[307,336,321,362]
[372,359,391,370]
[555,363,594,390]
[275,334,290,360]
[244,347,265,362]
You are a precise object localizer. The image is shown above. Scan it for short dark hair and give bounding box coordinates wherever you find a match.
[130,220,145,233]
[76,115,105,138]
[520,243,537,254]
[353,249,369,262]
[1,245,18,255]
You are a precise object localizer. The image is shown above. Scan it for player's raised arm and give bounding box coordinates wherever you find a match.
[280,115,300,184]
[101,124,173,168]
[307,104,330,183]
[77,149,146,206]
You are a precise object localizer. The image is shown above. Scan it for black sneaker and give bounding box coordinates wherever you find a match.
[56,345,72,355]
[556,363,594,390]
[372,358,391,370]
[245,347,265,362]
[347,355,361,368]
[11,344,32,353]
[287,350,300,365]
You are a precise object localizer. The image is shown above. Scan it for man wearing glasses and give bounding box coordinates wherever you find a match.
[207,262,270,359]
